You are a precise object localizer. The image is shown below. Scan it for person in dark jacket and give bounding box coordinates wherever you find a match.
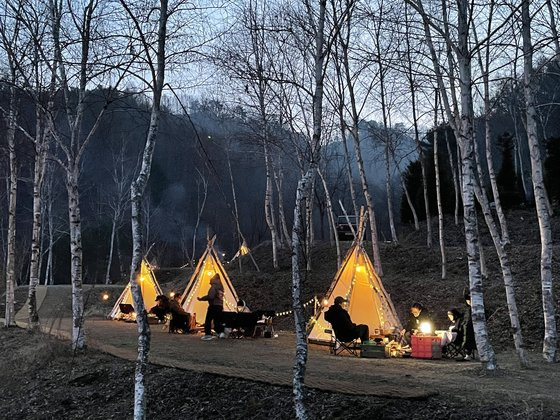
[149,295,169,322]
[441,308,465,349]
[198,274,225,340]
[324,296,369,343]
[462,293,477,359]
[400,302,433,347]
[168,293,191,333]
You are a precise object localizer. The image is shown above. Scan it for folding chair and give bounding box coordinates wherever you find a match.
[442,341,466,359]
[325,328,361,357]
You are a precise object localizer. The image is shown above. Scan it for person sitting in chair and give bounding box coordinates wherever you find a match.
[400,302,432,347]
[149,295,169,322]
[168,292,191,333]
[324,296,369,343]
[441,308,464,348]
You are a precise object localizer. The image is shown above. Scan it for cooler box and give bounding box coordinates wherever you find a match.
[361,342,386,358]
[411,335,442,359]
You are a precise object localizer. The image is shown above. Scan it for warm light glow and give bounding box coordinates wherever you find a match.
[169,292,175,298]
[139,276,145,282]
[322,299,329,307]
[419,321,433,335]
[356,265,364,273]
[102,293,109,301]
[207,270,214,276]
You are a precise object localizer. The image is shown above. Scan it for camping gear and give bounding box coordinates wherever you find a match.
[109,259,163,320]
[308,208,402,345]
[361,342,386,358]
[181,236,239,321]
[411,335,442,359]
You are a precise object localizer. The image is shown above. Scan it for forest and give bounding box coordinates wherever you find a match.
[1,0,560,419]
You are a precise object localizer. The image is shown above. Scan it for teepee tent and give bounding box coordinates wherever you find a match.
[231,240,250,261]
[308,212,401,344]
[181,236,239,322]
[109,259,163,320]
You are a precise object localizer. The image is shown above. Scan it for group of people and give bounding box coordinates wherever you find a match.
[401,293,477,359]
[149,274,254,341]
[323,292,477,360]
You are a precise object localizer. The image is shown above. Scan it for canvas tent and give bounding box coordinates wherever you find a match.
[181,237,239,322]
[230,240,250,261]
[109,259,163,320]
[308,214,401,344]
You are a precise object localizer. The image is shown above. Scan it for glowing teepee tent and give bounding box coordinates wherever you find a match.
[308,212,401,344]
[181,236,239,321]
[230,240,250,261]
[109,259,163,320]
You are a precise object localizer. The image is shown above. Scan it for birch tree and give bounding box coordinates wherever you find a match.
[407,0,497,370]
[46,0,130,348]
[521,0,558,362]
[117,0,169,416]
[0,2,22,327]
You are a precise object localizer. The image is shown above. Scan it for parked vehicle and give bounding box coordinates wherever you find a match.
[336,215,357,240]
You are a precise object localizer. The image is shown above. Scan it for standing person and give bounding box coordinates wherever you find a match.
[462,292,477,360]
[324,296,370,343]
[198,274,225,340]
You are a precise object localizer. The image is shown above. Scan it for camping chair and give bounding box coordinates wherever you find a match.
[442,341,466,359]
[325,328,361,357]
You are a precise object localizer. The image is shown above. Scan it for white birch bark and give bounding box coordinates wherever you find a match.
[318,167,341,268]
[119,0,168,416]
[291,168,314,420]
[472,10,510,245]
[443,127,460,225]
[4,85,17,327]
[408,0,497,369]
[456,0,496,370]
[273,162,292,247]
[28,125,47,327]
[433,102,446,279]
[263,140,280,268]
[404,5,432,245]
[522,0,558,362]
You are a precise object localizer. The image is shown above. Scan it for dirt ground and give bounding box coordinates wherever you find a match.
[3,209,560,419]
[2,320,560,419]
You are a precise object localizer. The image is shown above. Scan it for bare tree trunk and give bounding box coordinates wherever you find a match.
[433,105,446,279]
[385,141,398,243]
[318,168,341,268]
[28,129,47,327]
[472,10,511,245]
[273,162,291,247]
[67,168,85,348]
[4,86,17,327]
[443,128,460,225]
[341,128,358,216]
[405,5,432,246]
[522,0,557,362]
[44,189,54,285]
[119,0,168,416]
[191,171,208,265]
[291,168,314,420]
[409,0,496,369]
[105,216,118,284]
[456,0,496,370]
[305,178,315,271]
[378,65,398,244]
[263,140,280,268]
[472,179,529,366]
